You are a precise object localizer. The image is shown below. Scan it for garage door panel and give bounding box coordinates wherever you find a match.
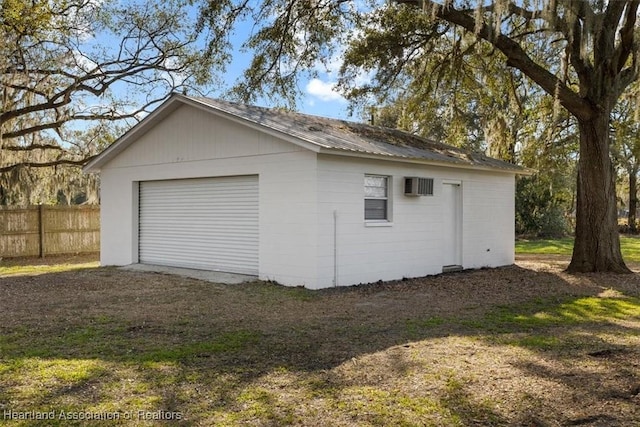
[141,250,257,264]
[139,175,259,275]
[144,227,257,236]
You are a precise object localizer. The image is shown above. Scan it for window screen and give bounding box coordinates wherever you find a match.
[364,175,389,220]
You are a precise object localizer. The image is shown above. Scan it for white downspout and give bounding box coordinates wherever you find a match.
[333,209,338,287]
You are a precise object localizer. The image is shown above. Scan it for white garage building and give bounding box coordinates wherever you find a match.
[84,94,524,289]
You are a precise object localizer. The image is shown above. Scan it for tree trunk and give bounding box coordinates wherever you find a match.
[628,168,638,234]
[567,112,631,273]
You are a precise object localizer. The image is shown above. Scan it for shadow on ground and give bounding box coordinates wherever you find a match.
[0,260,639,425]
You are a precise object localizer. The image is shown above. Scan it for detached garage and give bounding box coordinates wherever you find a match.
[84,94,526,289]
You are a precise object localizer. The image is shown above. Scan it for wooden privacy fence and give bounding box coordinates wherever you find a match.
[0,205,100,258]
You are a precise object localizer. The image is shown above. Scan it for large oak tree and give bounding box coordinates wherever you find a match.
[198,0,639,273]
[1,0,214,204]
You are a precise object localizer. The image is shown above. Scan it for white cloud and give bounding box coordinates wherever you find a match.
[305,78,345,102]
[72,50,98,73]
[160,56,189,87]
[312,49,344,79]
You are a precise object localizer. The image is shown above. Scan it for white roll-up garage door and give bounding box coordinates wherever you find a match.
[139,175,259,275]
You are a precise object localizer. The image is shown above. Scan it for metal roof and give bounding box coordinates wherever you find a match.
[84,94,529,173]
[189,96,525,173]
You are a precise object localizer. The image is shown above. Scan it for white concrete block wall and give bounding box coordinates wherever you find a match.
[316,156,443,287]
[99,172,139,266]
[256,150,319,288]
[315,155,516,288]
[461,174,515,269]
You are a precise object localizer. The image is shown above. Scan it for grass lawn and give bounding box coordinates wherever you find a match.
[516,235,640,263]
[0,256,639,426]
[0,254,99,277]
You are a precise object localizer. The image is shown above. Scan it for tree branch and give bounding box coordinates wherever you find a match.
[2,144,65,151]
[566,9,593,92]
[0,95,163,140]
[612,0,639,75]
[593,1,626,66]
[0,155,98,174]
[425,1,596,120]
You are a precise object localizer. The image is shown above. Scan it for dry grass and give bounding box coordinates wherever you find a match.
[0,254,639,426]
[0,254,98,276]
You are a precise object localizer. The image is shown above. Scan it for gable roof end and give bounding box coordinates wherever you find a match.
[83,95,185,172]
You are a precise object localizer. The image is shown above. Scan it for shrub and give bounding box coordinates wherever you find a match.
[516,176,569,238]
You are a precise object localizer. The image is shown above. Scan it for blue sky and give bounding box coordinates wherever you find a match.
[222,57,353,121]
[203,13,356,122]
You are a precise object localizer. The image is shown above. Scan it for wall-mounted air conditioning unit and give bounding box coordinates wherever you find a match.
[404,177,434,196]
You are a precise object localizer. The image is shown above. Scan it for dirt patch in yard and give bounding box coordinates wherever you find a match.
[0,255,639,426]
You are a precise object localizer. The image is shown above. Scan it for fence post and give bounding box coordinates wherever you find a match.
[38,204,45,258]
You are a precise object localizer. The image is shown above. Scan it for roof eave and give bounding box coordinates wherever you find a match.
[317,147,532,175]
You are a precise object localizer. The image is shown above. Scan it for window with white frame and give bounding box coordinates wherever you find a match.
[364,175,389,221]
